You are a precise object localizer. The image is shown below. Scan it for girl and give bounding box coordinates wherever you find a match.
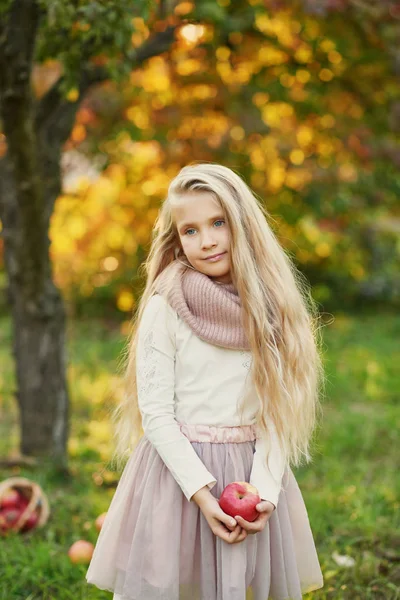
[86,163,325,600]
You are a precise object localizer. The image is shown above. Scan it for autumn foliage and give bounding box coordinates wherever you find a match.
[1,1,400,315]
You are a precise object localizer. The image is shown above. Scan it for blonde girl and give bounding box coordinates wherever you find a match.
[86,163,325,600]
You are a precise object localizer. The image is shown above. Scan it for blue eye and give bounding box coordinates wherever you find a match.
[184,220,225,235]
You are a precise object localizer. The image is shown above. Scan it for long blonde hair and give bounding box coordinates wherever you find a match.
[110,163,325,474]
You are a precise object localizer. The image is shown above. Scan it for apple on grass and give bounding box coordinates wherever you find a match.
[218,481,261,522]
[68,540,94,564]
[95,512,107,532]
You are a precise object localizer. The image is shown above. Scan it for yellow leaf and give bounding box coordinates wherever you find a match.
[117,290,135,312]
[315,242,331,258]
[289,149,305,165]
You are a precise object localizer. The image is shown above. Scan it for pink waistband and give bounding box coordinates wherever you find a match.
[178,422,257,443]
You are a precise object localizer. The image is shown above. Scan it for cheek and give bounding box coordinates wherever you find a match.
[221,226,231,246]
[179,236,193,255]
[178,235,187,249]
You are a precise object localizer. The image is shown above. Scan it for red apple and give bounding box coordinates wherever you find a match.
[219,481,261,522]
[68,540,94,564]
[21,510,39,532]
[0,489,21,510]
[95,512,107,532]
[0,506,22,533]
[17,495,30,511]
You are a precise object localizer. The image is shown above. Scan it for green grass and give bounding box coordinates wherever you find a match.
[0,312,399,599]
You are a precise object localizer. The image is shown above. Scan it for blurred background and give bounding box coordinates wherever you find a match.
[0,0,399,598]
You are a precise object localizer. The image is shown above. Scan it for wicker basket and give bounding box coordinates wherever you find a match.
[0,477,50,534]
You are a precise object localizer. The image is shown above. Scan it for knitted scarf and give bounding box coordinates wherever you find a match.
[153,259,250,350]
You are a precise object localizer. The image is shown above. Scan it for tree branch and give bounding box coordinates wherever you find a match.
[35,24,178,134]
[127,24,177,67]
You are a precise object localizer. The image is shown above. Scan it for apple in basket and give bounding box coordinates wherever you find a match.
[16,494,30,512]
[0,489,27,533]
[219,482,261,522]
[0,489,21,510]
[0,507,21,533]
[20,509,40,532]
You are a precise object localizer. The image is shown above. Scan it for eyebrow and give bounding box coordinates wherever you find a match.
[178,214,225,231]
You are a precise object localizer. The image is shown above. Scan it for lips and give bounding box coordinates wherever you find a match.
[204,252,226,260]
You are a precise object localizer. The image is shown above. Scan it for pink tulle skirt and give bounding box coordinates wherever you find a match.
[85,423,324,600]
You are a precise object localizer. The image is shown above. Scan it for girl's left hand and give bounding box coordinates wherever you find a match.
[234,500,275,535]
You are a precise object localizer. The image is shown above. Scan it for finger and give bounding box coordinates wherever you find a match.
[214,524,231,543]
[237,512,269,525]
[234,515,260,534]
[234,528,248,543]
[228,525,249,544]
[219,513,237,531]
[228,525,242,542]
[215,521,241,543]
[256,501,275,513]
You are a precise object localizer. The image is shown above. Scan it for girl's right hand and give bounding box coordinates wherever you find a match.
[192,487,248,545]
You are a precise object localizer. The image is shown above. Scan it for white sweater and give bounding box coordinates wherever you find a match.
[136,294,286,507]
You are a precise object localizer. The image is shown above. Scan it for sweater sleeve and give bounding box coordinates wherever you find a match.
[136,293,217,502]
[249,421,286,509]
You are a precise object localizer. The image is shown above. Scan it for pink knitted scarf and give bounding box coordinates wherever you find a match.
[153,259,250,350]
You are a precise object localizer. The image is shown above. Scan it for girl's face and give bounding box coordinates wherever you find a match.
[172,192,232,283]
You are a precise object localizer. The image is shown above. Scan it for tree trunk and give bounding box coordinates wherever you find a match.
[0,153,70,469]
[0,1,70,467]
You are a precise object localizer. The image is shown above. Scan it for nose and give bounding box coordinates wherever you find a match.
[200,229,217,249]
